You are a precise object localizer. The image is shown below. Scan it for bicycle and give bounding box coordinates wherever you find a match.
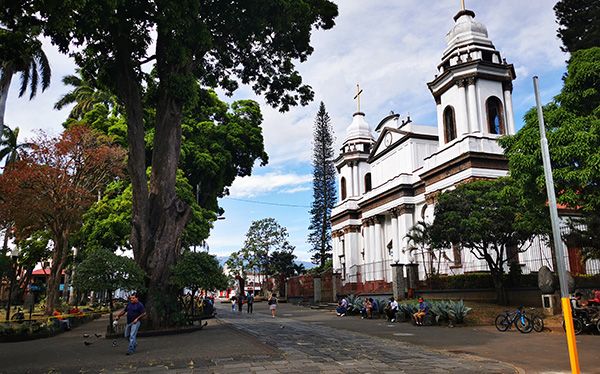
[495,306,533,333]
[563,306,600,335]
[523,307,544,332]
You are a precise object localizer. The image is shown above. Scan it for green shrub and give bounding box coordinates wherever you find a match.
[429,300,451,324]
[447,299,472,324]
[345,294,363,313]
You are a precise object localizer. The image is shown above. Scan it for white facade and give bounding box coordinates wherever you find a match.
[331,8,522,284]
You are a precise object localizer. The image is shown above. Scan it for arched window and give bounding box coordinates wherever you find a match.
[486,97,505,135]
[341,177,347,200]
[364,173,372,193]
[443,106,457,143]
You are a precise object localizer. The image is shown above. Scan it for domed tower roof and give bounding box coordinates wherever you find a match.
[443,10,493,59]
[344,111,373,144]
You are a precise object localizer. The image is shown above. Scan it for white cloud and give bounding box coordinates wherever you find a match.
[229,171,313,198]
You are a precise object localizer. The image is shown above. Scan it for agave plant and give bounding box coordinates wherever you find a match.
[345,294,364,313]
[397,302,418,320]
[429,300,451,324]
[447,299,472,324]
[374,297,388,314]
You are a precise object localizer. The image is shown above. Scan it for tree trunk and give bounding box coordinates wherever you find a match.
[115,34,193,329]
[0,67,14,129]
[44,229,72,315]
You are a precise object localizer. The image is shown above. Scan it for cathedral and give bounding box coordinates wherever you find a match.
[330,6,549,287]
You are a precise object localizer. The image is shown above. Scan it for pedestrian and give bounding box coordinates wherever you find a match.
[247,293,254,313]
[413,297,428,326]
[115,293,146,355]
[268,293,279,318]
[237,293,244,313]
[231,296,236,312]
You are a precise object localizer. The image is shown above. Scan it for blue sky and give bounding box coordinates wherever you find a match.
[5,1,567,262]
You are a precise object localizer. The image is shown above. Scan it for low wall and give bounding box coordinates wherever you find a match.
[417,287,543,307]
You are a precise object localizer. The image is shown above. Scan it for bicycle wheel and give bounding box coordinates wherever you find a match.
[563,318,584,335]
[532,315,544,332]
[515,314,533,333]
[596,319,600,335]
[495,315,509,332]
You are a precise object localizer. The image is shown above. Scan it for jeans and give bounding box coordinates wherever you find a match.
[124,321,140,353]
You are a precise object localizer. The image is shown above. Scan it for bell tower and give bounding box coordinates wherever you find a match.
[335,85,374,202]
[427,7,517,149]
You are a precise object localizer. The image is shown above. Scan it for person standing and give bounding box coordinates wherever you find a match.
[268,293,279,318]
[115,293,146,355]
[237,293,244,313]
[247,293,254,313]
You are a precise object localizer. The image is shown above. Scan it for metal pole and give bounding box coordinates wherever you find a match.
[533,76,580,374]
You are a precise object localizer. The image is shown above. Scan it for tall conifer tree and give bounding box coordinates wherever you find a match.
[308,102,337,268]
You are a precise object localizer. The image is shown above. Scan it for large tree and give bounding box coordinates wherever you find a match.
[499,47,600,262]
[0,125,126,314]
[430,179,537,305]
[230,218,295,297]
[307,101,336,269]
[28,0,337,328]
[554,0,600,53]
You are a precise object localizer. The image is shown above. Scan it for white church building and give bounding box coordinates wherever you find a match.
[330,7,592,289]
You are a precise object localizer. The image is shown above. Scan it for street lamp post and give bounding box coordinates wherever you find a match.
[5,248,20,322]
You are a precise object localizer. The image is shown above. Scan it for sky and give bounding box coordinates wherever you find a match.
[4,1,568,263]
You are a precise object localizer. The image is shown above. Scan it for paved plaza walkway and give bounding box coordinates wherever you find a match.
[1,301,598,373]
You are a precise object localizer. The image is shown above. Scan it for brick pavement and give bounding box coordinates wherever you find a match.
[0,303,519,374]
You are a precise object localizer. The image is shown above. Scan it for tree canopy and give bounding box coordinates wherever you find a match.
[7,0,337,327]
[430,179,537,304]
[229,218,296,296]
[554,0,600,53]
[0,124,126,314]
[500,47,600,261]
[72,248,147,295]
[169,251,228,295]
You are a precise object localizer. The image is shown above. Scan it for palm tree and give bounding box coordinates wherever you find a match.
[54,71,118,119]
[0,31,51,128]
[405,221,439,284]
[0,124,32,254]
[0,125,31,167]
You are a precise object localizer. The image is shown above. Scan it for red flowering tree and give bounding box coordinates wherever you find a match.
[0,125,126,314]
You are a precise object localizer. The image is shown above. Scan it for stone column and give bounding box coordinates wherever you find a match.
[457,79,469,136]
[373,215,383,280]
[466,76,479,133]
[313,275,322,304]
[391,263,406,301]
[332,273,340,302]
[405,263,419,298]
[503,81,516,135]
[390,209,399,262]
[435,97,444,147]
[352,161,359,197]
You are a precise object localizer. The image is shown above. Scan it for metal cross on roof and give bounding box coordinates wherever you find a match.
[354,84,364,112]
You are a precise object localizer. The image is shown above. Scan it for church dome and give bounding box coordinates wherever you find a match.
[441,10,495,61]
[344,112,373,143]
